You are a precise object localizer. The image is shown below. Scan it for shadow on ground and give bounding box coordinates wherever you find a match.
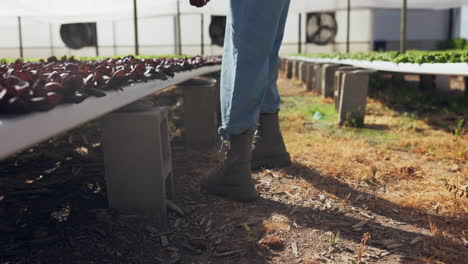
[198,160,468,263]
[369,74,468,133]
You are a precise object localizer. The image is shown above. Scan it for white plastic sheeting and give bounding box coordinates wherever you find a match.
[0,0,178,24]
[1,0,468,24]
[290,0,468,12]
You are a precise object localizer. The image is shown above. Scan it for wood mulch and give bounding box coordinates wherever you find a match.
[0,80,466,264]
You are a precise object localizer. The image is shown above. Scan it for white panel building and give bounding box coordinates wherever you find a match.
[288,7,467,54]
[0,4,467,59]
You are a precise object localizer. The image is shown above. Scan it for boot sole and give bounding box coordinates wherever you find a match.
[200,181,258,202]
[251,152,292,171]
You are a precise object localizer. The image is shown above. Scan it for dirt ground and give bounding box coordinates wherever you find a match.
[0,75,467,264]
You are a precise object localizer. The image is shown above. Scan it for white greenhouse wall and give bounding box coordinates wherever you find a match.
[460,6,468,38]
[373,9,450,41]
[0,6,467,59]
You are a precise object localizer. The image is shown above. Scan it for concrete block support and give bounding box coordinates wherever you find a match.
[338,70,375,127]
[391,72,406,88]
[305,63,315,91]
[286,60,293,79]
[435,75,451,92]
[279,58,286,73]
[298,61,308,85]
[465,77,468,97]
[180,78,218,148]
[293,60,301,80]
[313,64,324,94]
[203,72,222,128]
[321,64,342,99]
[420,75,435,91]
[334,67,357,111]
[102,107,174,223]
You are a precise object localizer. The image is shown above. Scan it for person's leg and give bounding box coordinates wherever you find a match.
[202,0,290,201]
[259,2,290,114]
[252,2,292,170]
[218,0,292,140]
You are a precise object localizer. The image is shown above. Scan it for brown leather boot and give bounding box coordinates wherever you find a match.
[201,132,258,202]
[251,112,291,170]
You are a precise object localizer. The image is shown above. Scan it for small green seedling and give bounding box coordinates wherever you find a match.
[328,231,341,248]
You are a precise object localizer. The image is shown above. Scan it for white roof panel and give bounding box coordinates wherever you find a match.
[0,0,467,24]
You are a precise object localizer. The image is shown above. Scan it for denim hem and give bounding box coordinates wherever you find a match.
[218,125,257,141]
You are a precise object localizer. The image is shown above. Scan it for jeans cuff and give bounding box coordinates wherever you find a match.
[218,125,257,141]
[260,107,280,115]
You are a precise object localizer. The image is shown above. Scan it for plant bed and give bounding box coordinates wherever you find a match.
[293,50,468,64]
[0,55,221,115]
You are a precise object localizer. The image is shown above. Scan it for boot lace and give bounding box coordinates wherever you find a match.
[252,129,260,151]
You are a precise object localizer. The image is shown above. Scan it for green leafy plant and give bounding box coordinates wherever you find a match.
[296,49,468,64]
[242,223,254,242]
[328,231,341,248]
[437,38,468,50]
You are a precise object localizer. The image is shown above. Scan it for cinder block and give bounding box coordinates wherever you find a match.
[286,60,293,79]
[334,67,357,111]
[391,72,406,88]
[102,107,173,223]
[279,58,286,73]
[298,61,308,85]
[313,64,324,94]
[465,77,468,96]
[305,63,315,91]
[203,73,222,128]
[293,60,301,80]
[338,70,375,127]
[179,78,218,148]
[435,75,451,92]
[321,64,342,99]
[420,75,435,90]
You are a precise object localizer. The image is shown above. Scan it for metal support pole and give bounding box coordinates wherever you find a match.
[201,14,204,56]
[400,0,407,53]
[448,8,454,40]
[175,0,182,55]
[173,16,178,55]
[49,24,54,56]
[298,13,302,54]
[18,16,24,58]
[133,0,140,55]
[464,77,468,97]
[112,21,117,56]
[346,0,351,53]
[95,24,99,57]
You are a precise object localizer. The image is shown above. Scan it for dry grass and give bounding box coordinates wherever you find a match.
[260,236,286,251]
[355,232,371,263]
[277,77,468,253]
[262,214,291,233]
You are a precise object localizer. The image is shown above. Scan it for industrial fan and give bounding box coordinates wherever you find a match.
[60,23,97,49]
[306,13,337,45]
[209,16,226,47]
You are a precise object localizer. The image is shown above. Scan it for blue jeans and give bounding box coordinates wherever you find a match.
[218,0,291,140]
